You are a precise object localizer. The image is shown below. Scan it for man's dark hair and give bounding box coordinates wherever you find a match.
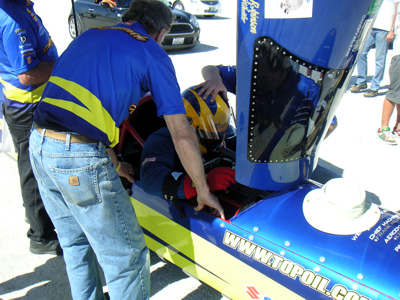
[122,0,174,35]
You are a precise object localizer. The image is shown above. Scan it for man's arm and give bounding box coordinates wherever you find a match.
[164,113,225,219]
[387,2,399,41]
[106,148,136,183]
[17,61,56,85]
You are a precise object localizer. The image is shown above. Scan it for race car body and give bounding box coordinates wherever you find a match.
[117,0,400,299]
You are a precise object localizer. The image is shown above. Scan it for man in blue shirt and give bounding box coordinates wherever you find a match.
[0,0,60,255]
[29,0,224,299]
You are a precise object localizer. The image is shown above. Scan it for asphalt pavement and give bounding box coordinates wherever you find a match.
[0,1,399,299]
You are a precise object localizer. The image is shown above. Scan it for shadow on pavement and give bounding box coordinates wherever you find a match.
[167,43,218,55]
[196,16,231,20]
[0,256,72,300]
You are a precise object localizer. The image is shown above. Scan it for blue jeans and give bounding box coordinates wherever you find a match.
[356,28,389,91]
[29,128,150,300]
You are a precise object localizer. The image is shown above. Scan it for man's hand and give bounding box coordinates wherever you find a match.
[117,161,136,183]
[207,167,236,191]
[195,191,225,220]
[386,30,395,42]
[195,79,228,102]
[194,65,228,102]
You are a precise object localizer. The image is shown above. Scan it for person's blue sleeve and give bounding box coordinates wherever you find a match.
[147,56,186,116]
[140,128,185,198]
[1,17,40,74]
[217,65,237,94]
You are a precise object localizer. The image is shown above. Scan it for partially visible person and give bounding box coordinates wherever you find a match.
[196,64,337,139]
[140,88,236,216]
[29,0,223,299]
[377,1,400,145]
[0,0,61,255]
[350,0,397,97]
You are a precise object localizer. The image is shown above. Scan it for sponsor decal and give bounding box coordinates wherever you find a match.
[223,231,371,300]
[43,36,54,53]
[366,215,400,245]
[129,104,137,114]
[385,224,400,244]
[19,35,27,44]
[245,286,271,300]
[141,157,156,167]
[94,27,149,42]
[15,28,26,34]
[264,0,313,19]
[26,8,40,28]
[27,57,31,64]
[240,0,260,34]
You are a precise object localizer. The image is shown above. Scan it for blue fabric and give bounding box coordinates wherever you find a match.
[140,127,186,199]
[356,28,390,91]
[34,22,185,147]
[29,127,150,300]
[217,65,237,94]
[0,0,58,128]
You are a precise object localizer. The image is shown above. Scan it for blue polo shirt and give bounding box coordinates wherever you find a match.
[0,0,58,129]
[34,22,185,147]
[217,65,236,94]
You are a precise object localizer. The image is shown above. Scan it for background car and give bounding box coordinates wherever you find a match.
[169,0,221,18]
[68,0,200,51]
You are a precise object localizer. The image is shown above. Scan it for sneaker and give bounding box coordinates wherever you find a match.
[363,89,378,97]
[377,127,397,145]
[30,239,63,256]
[392,130,400,138]
[350,83,367,93]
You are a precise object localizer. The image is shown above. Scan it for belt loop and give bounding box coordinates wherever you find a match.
[65,133,71,151]
[40,128,46,144]
[38,128,46,155]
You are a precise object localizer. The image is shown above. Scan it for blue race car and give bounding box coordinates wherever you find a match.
[117,0,400,299]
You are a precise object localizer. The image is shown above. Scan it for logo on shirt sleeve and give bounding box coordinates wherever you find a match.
[19,35,28,44]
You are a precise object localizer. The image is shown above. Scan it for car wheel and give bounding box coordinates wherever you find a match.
[172,1,185,11]
[68,16,80,39]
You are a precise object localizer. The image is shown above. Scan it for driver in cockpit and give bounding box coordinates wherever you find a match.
[140,87,236,218]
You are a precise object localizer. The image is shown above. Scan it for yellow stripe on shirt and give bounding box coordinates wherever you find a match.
[0,78,45,104]
[42,76,120,146]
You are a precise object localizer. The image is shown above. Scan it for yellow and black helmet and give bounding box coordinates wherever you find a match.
[182,86,231,154]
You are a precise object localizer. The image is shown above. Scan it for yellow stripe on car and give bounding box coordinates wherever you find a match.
[131,197,304,300]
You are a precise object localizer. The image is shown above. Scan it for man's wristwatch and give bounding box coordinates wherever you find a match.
[391,28,395,32]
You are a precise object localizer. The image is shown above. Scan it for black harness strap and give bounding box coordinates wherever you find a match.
[162,172,186,218]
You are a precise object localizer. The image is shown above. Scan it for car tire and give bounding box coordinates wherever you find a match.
[68,15,81,39]
[172,1,185,11]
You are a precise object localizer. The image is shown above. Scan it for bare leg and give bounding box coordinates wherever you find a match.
[380,98,396,128]
[393,104,400,131]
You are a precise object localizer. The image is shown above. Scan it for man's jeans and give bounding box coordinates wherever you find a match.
[29,127,150,300]
[356,28,390,91]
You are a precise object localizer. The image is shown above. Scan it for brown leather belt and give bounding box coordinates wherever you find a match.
[34,124,97,144]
